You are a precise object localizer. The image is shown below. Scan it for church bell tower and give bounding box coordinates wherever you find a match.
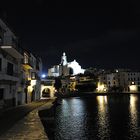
[61,52,67,66]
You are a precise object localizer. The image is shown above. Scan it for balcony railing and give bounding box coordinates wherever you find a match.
[22,58,33,69]
[0,68,19,77]
[0,42,23,59]
[0,71,19,82]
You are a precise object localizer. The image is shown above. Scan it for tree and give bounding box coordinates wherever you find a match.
[54,77,62,92]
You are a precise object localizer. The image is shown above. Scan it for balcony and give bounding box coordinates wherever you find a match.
[0,70,19,82]
[0,42,23,59]
[22,58,33,70]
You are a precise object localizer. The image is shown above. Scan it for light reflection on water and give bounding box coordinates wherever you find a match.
[96,96,110,140]
[55,98,88,140]
[129,95,139,139]
[53,95,140,140]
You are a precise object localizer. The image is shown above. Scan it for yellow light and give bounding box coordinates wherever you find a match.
[129,85,137,92]
[97,82,107,93]
[31,80,36,86]
[28,86,33,93]
[130,95,137,108]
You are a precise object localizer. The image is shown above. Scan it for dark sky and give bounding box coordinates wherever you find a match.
[0,1,140,72]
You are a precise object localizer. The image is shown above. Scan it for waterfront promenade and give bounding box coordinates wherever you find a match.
[0,99,55,139]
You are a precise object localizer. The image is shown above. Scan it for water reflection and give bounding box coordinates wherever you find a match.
[96,96,110,140]
[55,98,88,139]
[129,95,138,139]
[53,95,140,140]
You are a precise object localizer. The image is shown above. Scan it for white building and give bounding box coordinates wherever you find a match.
[0,18,42,109]
[98,69,140,93]
[22,50,42,103]
[0,19,23,108]
[48,52,85,77]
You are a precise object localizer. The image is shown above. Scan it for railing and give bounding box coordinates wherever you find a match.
[22,58,34,68]
[0,68,19,77]
[1,40,24,56]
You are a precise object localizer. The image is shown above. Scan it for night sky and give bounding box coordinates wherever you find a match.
[0,1,140,72]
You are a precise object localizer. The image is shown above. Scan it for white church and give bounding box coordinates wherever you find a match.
[48,52,85,77]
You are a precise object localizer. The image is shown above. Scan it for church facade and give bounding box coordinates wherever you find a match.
[48,52,85,77]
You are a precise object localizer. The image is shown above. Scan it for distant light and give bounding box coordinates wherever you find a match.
[132,82,135,85]
[116,69,119,73]
[41,74,46,78]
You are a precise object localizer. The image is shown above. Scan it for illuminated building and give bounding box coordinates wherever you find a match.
[99,69,140,93]
[48,52,85,77]
[0,18,23,108]
[22,51,42,103]
[0,18,42,108]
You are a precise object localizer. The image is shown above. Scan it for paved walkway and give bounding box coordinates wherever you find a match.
[0,99,56,140]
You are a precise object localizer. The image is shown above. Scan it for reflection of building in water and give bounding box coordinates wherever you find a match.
[48,52,85,77]
[96,96,110,139]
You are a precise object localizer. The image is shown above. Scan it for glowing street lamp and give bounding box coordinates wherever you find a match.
[41,74,46,78]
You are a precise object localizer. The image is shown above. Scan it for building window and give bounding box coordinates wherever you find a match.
[7,62,13,76]
[134,78,135,81]
[31,72,36,80]
[0,88,4,100]
[0,58,2,71]
[114,82,116,85]
[138,77,140,81]
[24,53,29,64]
[0,36,3,45]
